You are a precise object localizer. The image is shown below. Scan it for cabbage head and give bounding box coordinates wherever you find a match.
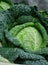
[9,22,47,52]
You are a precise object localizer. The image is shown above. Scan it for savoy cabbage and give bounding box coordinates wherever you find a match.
[0,4,48,65]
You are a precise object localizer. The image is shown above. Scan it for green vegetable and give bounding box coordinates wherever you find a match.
[16,16,33,24]
[8,4,31,18]
[16,15,39,25]
[30,6,48,33]
[0,1,11,10]
[9,22,47,52]
[0,48,48,65]
[0,48,45,61]
[38,10,48,18]
[0,4,48,65]
[24,60,48,65]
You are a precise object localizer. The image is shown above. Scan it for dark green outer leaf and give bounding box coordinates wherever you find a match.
[0,10,16,47]
[24,60,48,65]
[8,4,31,19]
[0,48,45,62]
[0,48,48,65]
[34,23,48,46]
[16,16,34,25]
[0,10,15,39]
[5,30,21,47]
[31,7,48,33]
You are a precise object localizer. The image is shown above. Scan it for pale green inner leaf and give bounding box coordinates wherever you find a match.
[16,27,43,52]
[0,1,10,10]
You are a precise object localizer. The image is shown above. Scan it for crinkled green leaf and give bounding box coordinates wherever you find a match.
[0,48,48,65]
[24,60,48,65]
[0,48,45,62]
